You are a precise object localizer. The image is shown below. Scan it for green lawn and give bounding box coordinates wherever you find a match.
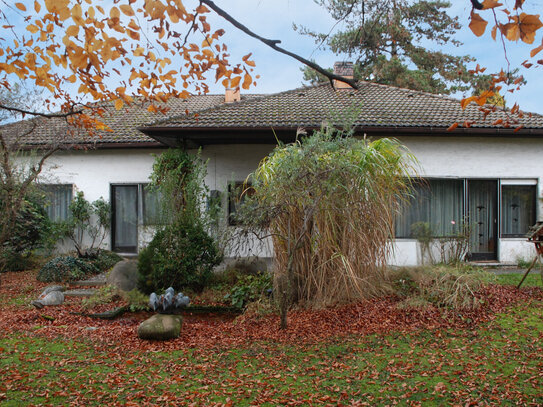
[492,270,543,288]
[0,272,541,405]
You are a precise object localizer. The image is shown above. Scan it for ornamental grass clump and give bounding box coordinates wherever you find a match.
[240,128,416,325]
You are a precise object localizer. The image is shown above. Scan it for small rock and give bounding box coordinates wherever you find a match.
[39,285,65,299]
[106,260,139,292]
[33,291,64,307]
[137,314,183,341]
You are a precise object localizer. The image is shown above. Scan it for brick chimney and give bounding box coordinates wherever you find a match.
[333,61,354,90]
[225,88,240,103]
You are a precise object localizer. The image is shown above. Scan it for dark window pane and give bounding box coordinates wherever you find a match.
[228,182,254,226]
[396,179,463,238]
[501,185,536,237]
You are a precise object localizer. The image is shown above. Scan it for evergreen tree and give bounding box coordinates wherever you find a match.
[298,0,481,95]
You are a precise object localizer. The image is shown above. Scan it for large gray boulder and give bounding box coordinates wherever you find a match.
[137,314,183,341]
[32,290,65,309]
[39,285,65,298]
[106,260,138,292]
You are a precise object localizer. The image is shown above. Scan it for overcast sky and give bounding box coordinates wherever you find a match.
[192,0,543,114]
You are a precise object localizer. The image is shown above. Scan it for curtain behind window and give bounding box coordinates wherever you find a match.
[501,185,536,236]
[396,179,463,237]
[42,185,72,222]
[142,187,162,225]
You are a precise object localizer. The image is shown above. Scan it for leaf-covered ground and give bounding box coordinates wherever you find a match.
[0,270,542,406]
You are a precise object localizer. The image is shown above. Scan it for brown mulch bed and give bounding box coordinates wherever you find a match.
[1,270,542,352]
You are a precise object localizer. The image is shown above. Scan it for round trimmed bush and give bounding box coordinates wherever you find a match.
[137,219,222,294]
[37,256,99,283]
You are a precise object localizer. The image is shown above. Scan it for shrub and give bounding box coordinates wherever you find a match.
[37,256,99,283]
[120,289,149,312]
[1,198,51,272]
[138,219,222,294]
[86,250,123,272]
[82,285,119,309]
[224,273,272,309]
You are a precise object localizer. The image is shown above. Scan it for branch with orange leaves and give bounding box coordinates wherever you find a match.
[453,0,543,130]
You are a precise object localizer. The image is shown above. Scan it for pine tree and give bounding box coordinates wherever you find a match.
[298,0,481,94]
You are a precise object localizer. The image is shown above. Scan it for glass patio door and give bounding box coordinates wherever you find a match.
[112,185,138,253]
[468,180,497,261]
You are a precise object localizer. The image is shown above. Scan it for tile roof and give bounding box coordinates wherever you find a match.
[0,94,245,148]
[146,82,543,133]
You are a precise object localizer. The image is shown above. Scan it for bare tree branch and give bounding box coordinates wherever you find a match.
[199,0,359,90]
[0,103,83,118]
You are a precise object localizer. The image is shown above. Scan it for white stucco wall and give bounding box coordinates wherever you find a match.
[23,135,543,265]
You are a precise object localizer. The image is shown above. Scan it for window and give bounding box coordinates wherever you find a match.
[396,179,463,238]
[41,184,73,222]
[228,182,255,226]
[142,186,162,226]
[501,185,536,237]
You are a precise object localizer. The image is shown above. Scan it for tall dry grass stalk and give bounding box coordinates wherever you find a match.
[245,128,417,310]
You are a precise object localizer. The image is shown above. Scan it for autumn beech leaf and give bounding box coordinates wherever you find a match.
[33,1,40,12]
[461,96,476,109]
[532,39,543,57]
[469,11,488,37]
[167,6,180,23]
[518,13,543,44]
[195,4,209,13]
[501,13,543,43]
[120,5,135,17]
[482,0,502,9]
[230,76,241,88]
[26,25,39,34]
[127,30,140,41]
[114,99,124,110]
[242,73,252,89]
[500,22,520,41]
[66,25,79,37]
[71,4,83,24]
[447,122,459,131]
[15,3,26,11]
[487,25,497,40]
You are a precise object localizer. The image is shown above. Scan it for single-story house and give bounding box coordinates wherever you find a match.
[5,62,543,266]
